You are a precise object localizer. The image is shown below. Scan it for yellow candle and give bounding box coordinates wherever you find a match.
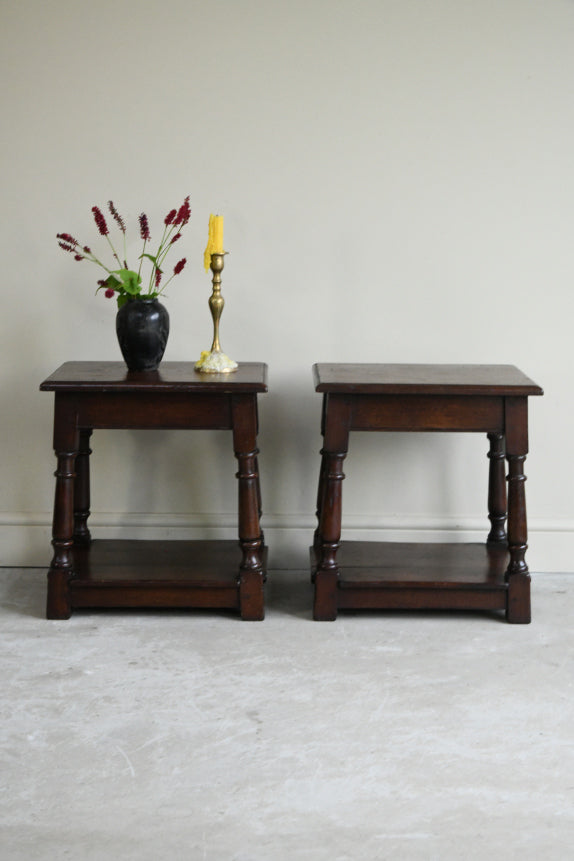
[212,215,224,252]
[204,214,224,271]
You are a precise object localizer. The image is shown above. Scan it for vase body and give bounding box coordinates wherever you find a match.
[116,298,169,372]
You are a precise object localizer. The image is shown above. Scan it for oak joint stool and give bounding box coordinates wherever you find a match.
[41,362,268,620]
[311,363,543,623]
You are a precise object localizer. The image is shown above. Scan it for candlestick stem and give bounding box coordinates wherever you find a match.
[195,253,238,374]
[209,253,225,353]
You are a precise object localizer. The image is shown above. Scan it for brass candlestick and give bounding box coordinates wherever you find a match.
[195,252,238,373]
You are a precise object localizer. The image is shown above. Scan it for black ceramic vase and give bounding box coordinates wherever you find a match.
[116,298,170,372]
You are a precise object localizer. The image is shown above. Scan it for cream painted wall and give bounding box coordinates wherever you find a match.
[1,0,573,570]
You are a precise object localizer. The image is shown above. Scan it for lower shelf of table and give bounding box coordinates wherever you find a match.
[67,539,267,611]
[311,541,511,613]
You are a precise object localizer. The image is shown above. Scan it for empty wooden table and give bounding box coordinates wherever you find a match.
[41,362,268,620]
[311,364,543,623]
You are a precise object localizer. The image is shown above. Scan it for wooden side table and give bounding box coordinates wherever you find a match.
[40,362,268,620]
[311,364,543,623]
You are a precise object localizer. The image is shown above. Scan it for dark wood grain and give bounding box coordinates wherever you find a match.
[313,363,543,396]
[311,542,509,612]
[41,361,268,393]
[41,362,268,620]
[312,542,508,584]
[70,540,268,611]
[487,432,507,544]
[311,363,542,623]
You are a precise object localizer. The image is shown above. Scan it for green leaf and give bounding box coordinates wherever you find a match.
[139,253,159,266]
[117,293,129,309]
[111,268,142,295]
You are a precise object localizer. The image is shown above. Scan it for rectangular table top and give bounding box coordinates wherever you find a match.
[313,364,543,397]
[40,362,268,394]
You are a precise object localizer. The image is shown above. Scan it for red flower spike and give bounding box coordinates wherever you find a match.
[174,196,191,226]
[139,213,151,241]
[92,206,109,236]
[59,196,190,302]
[57,233,78,245]
[173,258,186,275]
[108,201,126,233]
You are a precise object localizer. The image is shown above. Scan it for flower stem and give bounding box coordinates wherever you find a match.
[138,239,147,280]
[105,235,123,269]
[84,249,113,274]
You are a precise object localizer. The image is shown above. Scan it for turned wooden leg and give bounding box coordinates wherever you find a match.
[313,396,351,621]
[74,429,93,545]
[47,448,77,619]
[314,452,346,620]
[312,449,328,553]
[487,432,507,544]
[313,395,328,552]
[504,396,531,624]
[506,453,530,623]
[254,453,264,547]
[232,395,265,620]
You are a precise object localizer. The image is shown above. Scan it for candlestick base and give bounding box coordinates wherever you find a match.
[195,349,238,374]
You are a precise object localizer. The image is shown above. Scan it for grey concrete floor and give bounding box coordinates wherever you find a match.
[1,568,573,860]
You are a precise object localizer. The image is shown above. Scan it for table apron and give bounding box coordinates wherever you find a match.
[348,394,504,432]
[55,392,233,431]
